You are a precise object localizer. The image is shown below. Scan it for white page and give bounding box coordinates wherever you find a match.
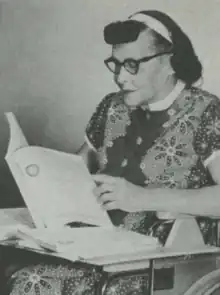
[0,208,34,228]
[0,208,34,241]
[5,113,45,228]
[11,146,111,227]
[4,112,111,228]
[13,227,159,261]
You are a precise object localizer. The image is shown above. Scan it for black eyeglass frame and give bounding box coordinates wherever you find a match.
[104,51,172,75]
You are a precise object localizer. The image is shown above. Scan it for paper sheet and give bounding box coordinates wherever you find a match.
[0,208,34,228]
[11,227,159,261]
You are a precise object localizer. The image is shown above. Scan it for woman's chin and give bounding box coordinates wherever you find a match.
[123,91,142,108]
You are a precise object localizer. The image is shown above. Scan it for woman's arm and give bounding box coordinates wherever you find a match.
[93,157,220,217]
[133,157,220,217]
[141,185,220,217]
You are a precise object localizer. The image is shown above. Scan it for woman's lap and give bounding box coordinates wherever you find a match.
[7,262,101,295]
[6,262,149,295]
[2,218,177,295]
[1,219,167,295]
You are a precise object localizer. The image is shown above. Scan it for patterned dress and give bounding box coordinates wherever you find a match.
[4,84,220,295]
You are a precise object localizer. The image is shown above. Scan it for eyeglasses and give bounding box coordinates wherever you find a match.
[104,51,172,75]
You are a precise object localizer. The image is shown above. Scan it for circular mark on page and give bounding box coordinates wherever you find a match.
[25,164,39,177]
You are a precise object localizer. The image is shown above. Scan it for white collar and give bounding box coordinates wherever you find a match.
[147,80,185,111]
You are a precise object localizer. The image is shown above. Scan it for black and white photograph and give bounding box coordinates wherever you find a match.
[0,1,219,294]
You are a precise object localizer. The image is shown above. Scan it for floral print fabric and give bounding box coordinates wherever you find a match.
[86,87,220,238]
[7,262,150,295]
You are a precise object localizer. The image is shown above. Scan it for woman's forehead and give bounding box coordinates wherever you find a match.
[112,30,156,60]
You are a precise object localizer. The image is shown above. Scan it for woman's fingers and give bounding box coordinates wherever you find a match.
[101,200,117,211]
[92,174,122,211]
[93,174,117,185]
[93,183,114,197]
[99,192,115,204]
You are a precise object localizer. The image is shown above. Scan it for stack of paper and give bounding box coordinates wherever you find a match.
[5,226,159,262]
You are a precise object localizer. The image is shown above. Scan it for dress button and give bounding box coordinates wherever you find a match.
[107,141,113,147]
[140,162,146,170]
[162,122,169,128]
[167,108,176,116]
[121,159,128,167]
[136,137,143,145]
[146,113,151,120]
[103,158,108,165]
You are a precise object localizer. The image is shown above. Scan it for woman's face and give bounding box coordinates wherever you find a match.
[112,30,171,107]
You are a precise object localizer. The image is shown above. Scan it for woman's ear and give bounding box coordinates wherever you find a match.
[166,53,174,75]
[161,53,174,76]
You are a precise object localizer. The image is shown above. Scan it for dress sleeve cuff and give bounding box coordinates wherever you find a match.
[203,150,220,167]
[84,134,97,151]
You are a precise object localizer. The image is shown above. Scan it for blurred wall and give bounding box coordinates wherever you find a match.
[0,0,219,206]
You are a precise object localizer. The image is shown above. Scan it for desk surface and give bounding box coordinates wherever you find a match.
[101,245,220,272]
[1,208,220,273]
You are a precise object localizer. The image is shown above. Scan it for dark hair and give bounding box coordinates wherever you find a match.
[104,10,202,86]
[104,20,146,45]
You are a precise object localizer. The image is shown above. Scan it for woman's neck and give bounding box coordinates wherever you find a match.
[142,75,178,107]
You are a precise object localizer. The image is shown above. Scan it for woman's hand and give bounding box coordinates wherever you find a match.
[92,174,145,212]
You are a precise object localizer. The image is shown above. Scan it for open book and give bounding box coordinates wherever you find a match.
[4,112,111,229]
[2,113,159,263]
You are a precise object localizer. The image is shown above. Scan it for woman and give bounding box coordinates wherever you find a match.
[4,9,220,295]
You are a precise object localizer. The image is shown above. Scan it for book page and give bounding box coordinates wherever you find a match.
[0,208,34,241]
[11,147,111,227]
[3,225,219,266]
[12,227,159,261]
[5,112,111,228]
[5,113,46,228]
[0,208,34,228]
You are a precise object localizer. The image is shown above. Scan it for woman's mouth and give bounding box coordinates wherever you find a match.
[121,89,136,94]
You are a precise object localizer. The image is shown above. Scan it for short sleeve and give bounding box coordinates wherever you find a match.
[194,98,220,166]
[85,93,115,150]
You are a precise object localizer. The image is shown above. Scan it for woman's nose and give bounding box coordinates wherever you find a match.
[115,66,130,86]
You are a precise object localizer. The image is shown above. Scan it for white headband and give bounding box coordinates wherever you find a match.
[129,13,172,43]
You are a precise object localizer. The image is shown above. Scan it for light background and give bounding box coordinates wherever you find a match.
[0,0,219,206]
